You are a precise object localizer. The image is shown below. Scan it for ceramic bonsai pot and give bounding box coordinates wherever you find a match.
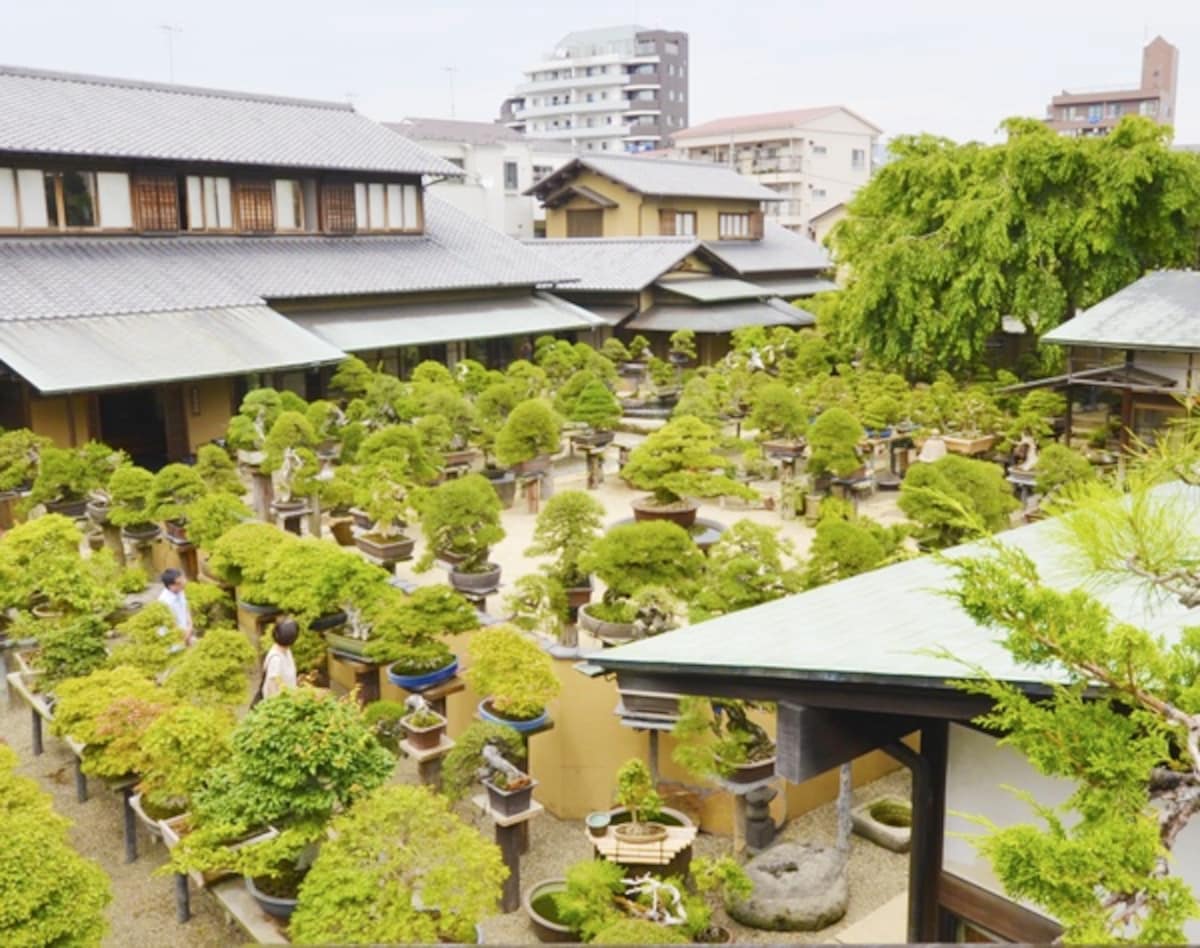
[513,455,551,476]
[401,711,448,751]
[612,820,669,845]
[484,775,537,817]
[524,878,576,943]
[564,580,593,611]
[570,430,615,449]
[720,755,777,785]
[45,496,88,518]
[236,599,281,617]
[387,657,458,692]
[631,497,700,528]
[244,874,300,920]
[450,563,502,595]
[329,518,356,546]
[577,604,635,643]
[127,793,173,841]
[762,439,807,461]
[85,497,111,525]
[270,498,307,518]
[478,698,549,734]
[585,812,611,838]
[323,630,372,658]
[164,519,189,543]
[121,523,161,544]
[355,533,415,561]
[85,529,105,552]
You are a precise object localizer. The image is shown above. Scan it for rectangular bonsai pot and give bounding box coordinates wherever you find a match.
[401,713,447,751]
[484,776,537,818]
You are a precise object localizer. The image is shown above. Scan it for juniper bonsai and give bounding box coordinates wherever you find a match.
[620,416,757,508]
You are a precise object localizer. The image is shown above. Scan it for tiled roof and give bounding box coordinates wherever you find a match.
[521,237,698,292]
[389,117,527,147]
[673,106,882,139]
[0,64,461,176]
[1042,271,1200,351]
[703,223,830,274]
[528,154,780,201]
[0,197,571,322]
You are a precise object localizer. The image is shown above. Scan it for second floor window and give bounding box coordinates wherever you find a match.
[659,209,696,236]
[185,175,233,231]
[719,212,751,239]
[504,161,519,191]
[234,180,275,233]
[319,181,356,234]
[851,148,866,170]
[274,179,305,231]
[131,173,180,231]
[44,171,97,228]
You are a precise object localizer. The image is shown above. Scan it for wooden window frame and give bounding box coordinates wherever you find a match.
[938,872,1061,943]
[320,180,357,234]
[566,208,604,238]
[233,179,275,234]
[43,170,101,232]
[718,211,752,240]
[131,172,180,232]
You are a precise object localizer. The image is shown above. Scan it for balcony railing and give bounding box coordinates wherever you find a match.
[746,156,804,174]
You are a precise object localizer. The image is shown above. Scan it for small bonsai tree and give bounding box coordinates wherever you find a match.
[668,328,697,361]
[262,538,390,632]
[164,626,257,707]
[899,453,1019,548]
[1035,443,1097,502]
[441,721,527,802]
[137,704,236,818]
[148,463,206,523]
[581,520,705,622]
[570,379,622,433]
[600,337,631,364]
[807,407,865,479]
[951,386,1003,437]
[107,463,157,531]
[691,856,754,940]
[690,519,804,622]
[290,784,507,945]
[465,624,561,722]
[504,574,568,641]
[106,602,187,677]
[614,758,663,833]
[0,744,111,947]
[362,584,480,671]
[225,388,284,454]
[474,380,523,459]
[627,335,652,361]
[0,427,50,491]
[262,410,319,503]
[672,697,776,779]
[620,416,758,509]
[184,491,252,550]
[207,521,298,602]
[749,381,807,442]
[26,442,120,510]
[413,473,505,573]
[525,489,605,589]
[494,398,563,469]
[33,615,109,690]
[195,443,244,495]
[354,426,439,538]
[1007,388,1067,445]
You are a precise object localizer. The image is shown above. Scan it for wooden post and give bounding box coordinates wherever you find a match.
[74,758,88,803]
[122,786,138,863]
[496,822,523,912]
[307,494,322,539]
[30,707,43,755]
[249,471,273,522]
[101,522,126,566]
[174,874,191,923]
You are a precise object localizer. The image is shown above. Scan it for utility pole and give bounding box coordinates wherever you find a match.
[444,66,457,118]
[159,25,182,82]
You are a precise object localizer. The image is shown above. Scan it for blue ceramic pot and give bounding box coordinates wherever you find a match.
[478,699,549,733]
[387,657,458,692]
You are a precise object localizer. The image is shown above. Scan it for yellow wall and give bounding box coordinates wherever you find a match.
[185,378,233,454]
[29,394,93,446]
[640,197,767,241]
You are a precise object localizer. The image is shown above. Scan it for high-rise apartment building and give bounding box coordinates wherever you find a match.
[1045,36,1179,137]
[499,25,688,154]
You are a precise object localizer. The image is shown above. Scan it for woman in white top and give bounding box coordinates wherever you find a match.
[261,617,299,700]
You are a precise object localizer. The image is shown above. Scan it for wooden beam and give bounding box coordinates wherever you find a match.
[938,871,1061,942]
[776,704,922,783]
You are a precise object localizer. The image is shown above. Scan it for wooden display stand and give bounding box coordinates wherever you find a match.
[472,793,544,912]
[400,734,455,788]
[589,823,698,868]
[325,650,382,705]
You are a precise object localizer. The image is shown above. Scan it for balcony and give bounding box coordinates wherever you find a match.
[515,99,620,120]
[572,124,631,139]
[747,156,804,174]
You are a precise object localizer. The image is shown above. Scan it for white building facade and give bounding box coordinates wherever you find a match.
[499,25,688,155]
[669,107,882,233]
[388,118,573,239]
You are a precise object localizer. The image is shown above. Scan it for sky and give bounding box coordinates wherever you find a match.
[2,1,1200,144]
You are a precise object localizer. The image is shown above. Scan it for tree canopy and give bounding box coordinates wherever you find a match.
[831,116,1200,376]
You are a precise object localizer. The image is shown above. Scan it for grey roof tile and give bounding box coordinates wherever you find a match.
[703,222,831,274]
[531,154,782,201]
[0,64,461,176]
[521,237,697,291]
[1042,270,1200,350]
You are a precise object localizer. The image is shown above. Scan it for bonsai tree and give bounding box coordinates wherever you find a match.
[290,784,507,945]
[25,442,121,511]
[554,859,705,944]
[620,416,758,510]
[581,521,705,623]
[504,574,568,641]
[148,463,206,524]
[806,407,865,479]
[207,521,298,602]
[899,453,1019,548]
[673,697,776,780]
[950,386,1003,438]
[363,584,480,672]
[262,537,390,632]
[672,376,724,427]
[494,398,563,469]
[106,602,187,677]
[629,586,686,639]
[0,427,50,491]
[627,335,651,361]
[195,443,244,495]
[329,356,377,399]
[354,425,439,538]
[570,379,622,434]
[668,328,697,361]
[106,463,157,532]
[225,388,284,455]
[691,856,754,942]
[1035,443,1097,502]
[803,499,909,588]
[31,615,109,690]
[137,704,236,818]
[441,721,527,802]
[466,624,561,722]
[505,360,549,400]
[413,372,476,453]
[749,381,807,443]
[0,744,111,947]
[413,473,505,573]
[261,410,319,503]
[690,520,804,622]
[183,582,235,636]
[600,337,631,364]
[614,758,663,834]
[525,489,605,589]
[0,514,118,616]
[183,491,252,550]
[164,626,256,707]
[1007,388,1067,445]
[474,380,523,460]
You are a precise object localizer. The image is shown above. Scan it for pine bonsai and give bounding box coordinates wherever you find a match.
[26,442,121,510]
[614,758,663,832]
[494,398,563,469]
[362,584,479,671]
[690,520,803,622]
[0,428,50,491]
[570,380,622,433]
[1035,443,1096,501]
[668,328,697,361]
[749,381,807,442]
[600,337,631,363]
[620,416,758,508]
[441,721,527,802]
[195,443,244,495]
[525,489,605,588]
[413,473,505,573]
[107,463,157,531]
[807,407,865,478]
[148,463,206,523]
[581,520,705,622]
[672,697,776,779]
[899,453,1018,548]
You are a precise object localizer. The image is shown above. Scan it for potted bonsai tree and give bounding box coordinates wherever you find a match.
[620,416,758,526]
[365,584,480,691]
[207,521,297,610]
[441,721,527,802]
[352,423,440,559]
[398,694,448,751]
[163,626,257,707]
[24,442,121,518]
[305,399,348,460]
[467,624,561,732]
[289,784,506,945]
[261,410,319,515]
[504,574,569,645]
[806,407,867,487]
[612,758,666,843]
[944,386,1003,456]
[600,336,631,366]
[494,398,563,475]
[673,697,777,785]
[626,334,652,368]
[0,428,49,496]
[525,489,605,614]
[0,514,120,621]
[130,704,235,830]
[195,443,244,496]
[749,381,808,460]
[184,491,253,555]
[148,463,206,542]
[898,453,1019,549]
[107,463,161,544]
[668,328,698,366]
[225,388,285,467]
[413,473,506,594]
[569,379,622,448]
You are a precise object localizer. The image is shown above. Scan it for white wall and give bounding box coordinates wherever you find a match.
[1130,349,1197,391]
[945,722,1200,941]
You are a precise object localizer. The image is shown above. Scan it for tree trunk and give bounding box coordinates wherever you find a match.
[836,762,853,863]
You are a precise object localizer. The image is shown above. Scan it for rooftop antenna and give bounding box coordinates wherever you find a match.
[444,66,457,118]
[159,25,182,82]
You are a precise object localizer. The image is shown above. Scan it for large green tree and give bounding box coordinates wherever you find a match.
[832,116,1200,375]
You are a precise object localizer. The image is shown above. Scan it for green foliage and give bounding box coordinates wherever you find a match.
[149,463,206,522]
[899,454,1018,548]
[692,855,754,904]
[600,337,630,363]
[504,573,568,641]
[413,473,505,573]
[105,463,157,530]
[0,744,111,947]
[226,388,284,452]
[627,335,651,361]
[555,859,627,941]
[1035,443,1096,499]
[207,522,296,600]
[0,514,119,616]
[615,758,662,826]
[26,442,122,508]
[672,376,724,426]
[526,489,605,587]
[474,381,523,454]
[165,627,256,707]
[195,444,243,495]
[34,615,109,690]
[0,428,50,491]
[290,784,506,945]
[138,704,236,815]
[107,602,187,676]
[1009,389,1068,444]
[183,491,252,550]
[330,356,376,399]
[668,328,697,360]
[441,721,526,802]
[581,520,705,604]
[117,564,149,594]
[261,410,320,499]
[593,917,689,945]
[361,700,407,753]
[570,379,622,432]
[749,381,807,440]
[505,359,548,400]
[362,584,479,667]
[262,537,389,630]
[494,398,563,468]
[807,407,865,478]
[691,520,803,622]
[832,118,1200,375]
[466,624,560,720]
[672,698,775,780]
[804,502,909,588]
[621,416,758,506]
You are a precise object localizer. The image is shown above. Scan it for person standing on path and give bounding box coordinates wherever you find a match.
[157,568,194,645]
[260,617,299,701]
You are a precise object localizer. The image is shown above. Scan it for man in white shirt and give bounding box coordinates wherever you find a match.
[157,568,194,645]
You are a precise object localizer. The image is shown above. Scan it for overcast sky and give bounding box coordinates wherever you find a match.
[3,1,1199,144]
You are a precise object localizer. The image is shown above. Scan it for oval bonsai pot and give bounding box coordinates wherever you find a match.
[236,599,281,617]
[612,820,669,845]
[720,755,778,785]
[577,604,635,643]
[45,496,88,518]
[478,698,549,734]
[270,498,307,518]
[121,522,162,544]
[329,518,356,546]
[128,793,176,841]
[355,532,416,562]
[387,656,458,692]
[570,429,615,449]
[401,711,448,751]
[585,811,611,839]
[607,805,693,829]
[85,497,111,525]
[631,496,700,528]
[484,774,537,817]
[450,563,502,595]
[309,611,348,633]
[244,874,299,921]
[524,878,576,943]
[762,439,807,461]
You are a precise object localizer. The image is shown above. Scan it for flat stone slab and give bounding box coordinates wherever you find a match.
[851,796,912,853]
[728,841,848,932]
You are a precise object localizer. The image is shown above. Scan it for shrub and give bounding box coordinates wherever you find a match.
[195,444,243,495]
[465,625,560,721]
[361,584,479,669]
[330,356,376,399]
[185,581,235,634]
[0,744,111,947]
[494,398,563,468]
[691,520,803,622]
[749,381,807,441]
[117,564,149,594]
[0,428,50,491]
[569,379,622,432]
[899,454,1019,548]
[807,407,865,478]
[184,491,252,550]
[525,489,605,588]
[441,721,526,802]
[106,463,157,530]
[1035,443,1096,499]
[25,442,121,509]
[165,627,256,707]
[361,700,408,754]
[106,602,187,676]
[593,917,690,945]
[34,615,109,690]
[148,463,206,522]
[581,520,705,604]
[600,337,630,363]
[0,514,118,616]
[262,538,389,630]
[504,574,568,641]
[668,328,697,360]
[804,513,908,588]
[413,473,505,573]
[627,335,651,360]
[290,784,506,945]
[621,416,757,506]
[138,704,236,816]
[207,522,296,600]
[555,859,626,941]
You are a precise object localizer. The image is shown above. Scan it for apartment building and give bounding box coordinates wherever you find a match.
[388,118,573,238]
[499,25,688,155]
[669,107,882,233]
[1044,36,1179,137]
